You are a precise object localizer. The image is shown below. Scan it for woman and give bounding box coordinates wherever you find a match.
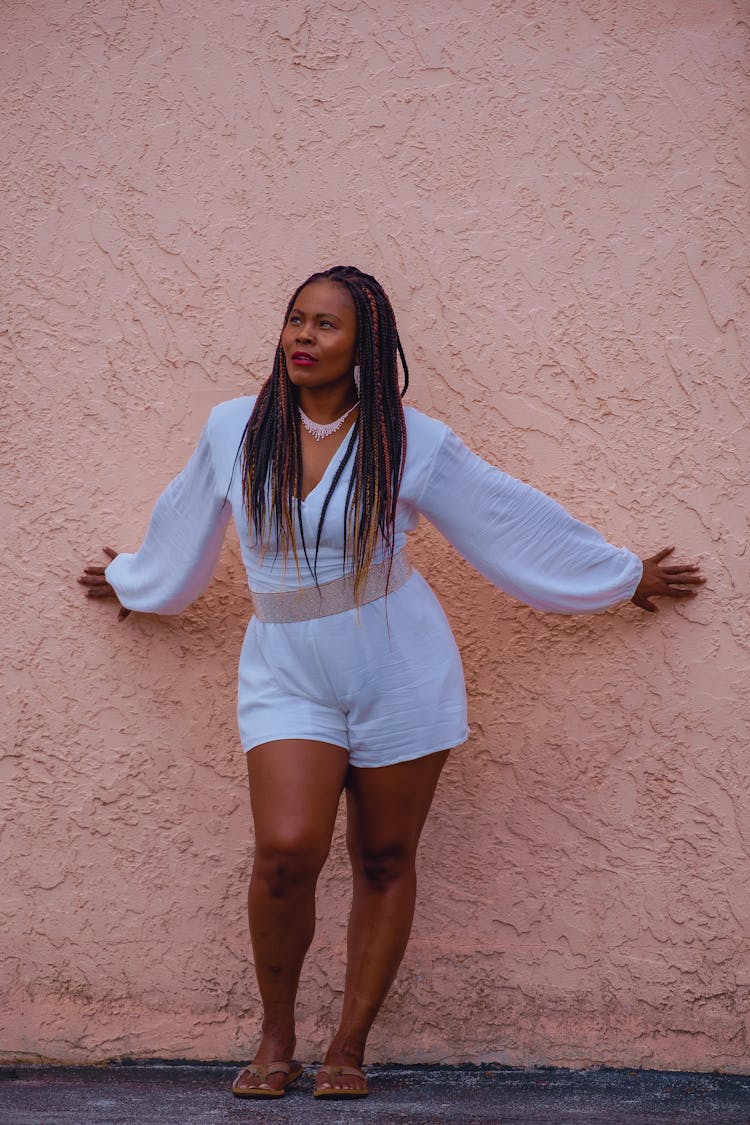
[79,265,705,1099]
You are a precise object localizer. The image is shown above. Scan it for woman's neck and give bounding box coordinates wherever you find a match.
[297,385,358,423]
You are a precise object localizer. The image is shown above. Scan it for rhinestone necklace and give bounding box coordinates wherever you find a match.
[299,402,358,442]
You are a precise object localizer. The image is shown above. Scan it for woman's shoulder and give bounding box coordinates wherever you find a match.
[400,406,453,498]
[207,393,257,434]
[203,395,257,481]
[403,404,451,450]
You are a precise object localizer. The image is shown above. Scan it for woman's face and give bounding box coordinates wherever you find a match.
[281,280,358,392]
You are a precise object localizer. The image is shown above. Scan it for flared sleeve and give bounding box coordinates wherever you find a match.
[416,426,642,614]
[104,414,232,614]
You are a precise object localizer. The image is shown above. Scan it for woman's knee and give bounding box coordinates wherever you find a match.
[353,842,416,891]
[253,833,330,897]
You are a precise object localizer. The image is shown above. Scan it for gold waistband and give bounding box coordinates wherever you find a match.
[250,550,413,623]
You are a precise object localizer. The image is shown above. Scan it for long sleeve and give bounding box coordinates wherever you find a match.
[104,414,232,614]
[416,426,643,614]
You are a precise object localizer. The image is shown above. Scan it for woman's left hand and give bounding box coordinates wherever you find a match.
[631,546,706,613]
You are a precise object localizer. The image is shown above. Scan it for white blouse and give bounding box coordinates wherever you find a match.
[105,396,643,615]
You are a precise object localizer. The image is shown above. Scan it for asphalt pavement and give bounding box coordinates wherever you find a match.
[2,1063,750,1125]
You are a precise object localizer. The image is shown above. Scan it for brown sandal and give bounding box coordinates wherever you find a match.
[313,1064,369,1099]
[231,1060,304,1098]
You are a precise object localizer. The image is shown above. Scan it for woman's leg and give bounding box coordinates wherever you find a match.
[316,749,449,1093]
[235,739,349,1093]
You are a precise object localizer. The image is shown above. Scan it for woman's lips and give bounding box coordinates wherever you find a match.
[291,352,318,366]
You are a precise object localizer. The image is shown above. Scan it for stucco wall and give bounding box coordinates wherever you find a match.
[2,0,748,1071]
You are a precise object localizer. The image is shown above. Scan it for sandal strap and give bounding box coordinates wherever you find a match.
[234,1060,293,1082]
[319,1065,365,1079]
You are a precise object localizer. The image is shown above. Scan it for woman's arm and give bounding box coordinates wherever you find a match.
[78,412,232,618]
[416,426,704,613]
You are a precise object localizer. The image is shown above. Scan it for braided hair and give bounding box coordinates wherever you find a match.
[241,266,409,602]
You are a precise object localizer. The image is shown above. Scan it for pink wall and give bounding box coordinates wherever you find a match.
[3,0,748,1071]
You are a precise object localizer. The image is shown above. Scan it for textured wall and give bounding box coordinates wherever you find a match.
[2,0,748,1072]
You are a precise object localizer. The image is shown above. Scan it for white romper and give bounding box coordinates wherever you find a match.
[105,396,643,768]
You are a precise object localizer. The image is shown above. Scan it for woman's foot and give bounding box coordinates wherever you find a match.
[231,1031,299,1097]
[314,1042,369,1098]
[231,1059,303,1098]
[314,1063,368,1099]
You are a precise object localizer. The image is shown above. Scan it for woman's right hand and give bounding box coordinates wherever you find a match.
[78,546,131,622]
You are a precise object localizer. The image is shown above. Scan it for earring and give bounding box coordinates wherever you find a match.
[353,364,361,395]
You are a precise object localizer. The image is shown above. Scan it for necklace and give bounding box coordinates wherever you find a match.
[299,402,358,442]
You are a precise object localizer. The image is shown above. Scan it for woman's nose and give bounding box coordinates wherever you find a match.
[296,322,314,343]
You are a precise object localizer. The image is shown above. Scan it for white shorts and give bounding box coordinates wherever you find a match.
[237,570,468,768]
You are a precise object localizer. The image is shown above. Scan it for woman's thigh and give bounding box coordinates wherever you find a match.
[345,750,449,858]
[247,739,349,862]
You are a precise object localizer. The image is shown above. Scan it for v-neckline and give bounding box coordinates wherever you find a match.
[299,422,358,505]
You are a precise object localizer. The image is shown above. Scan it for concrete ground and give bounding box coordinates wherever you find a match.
[1,1064,749,1125]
